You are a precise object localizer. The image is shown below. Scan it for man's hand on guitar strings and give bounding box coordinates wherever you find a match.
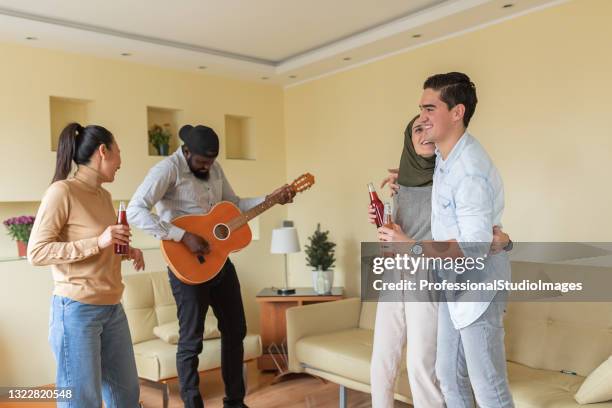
[181,232,211,255]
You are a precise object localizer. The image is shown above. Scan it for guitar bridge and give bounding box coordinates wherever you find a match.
[197,254,206,264]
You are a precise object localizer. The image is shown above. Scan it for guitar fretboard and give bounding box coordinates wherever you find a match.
[227,195,281,232]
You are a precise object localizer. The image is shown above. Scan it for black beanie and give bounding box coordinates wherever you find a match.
[179,124,219,157]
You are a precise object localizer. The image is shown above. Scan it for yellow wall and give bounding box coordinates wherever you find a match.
[284,0,612,294]
[0,42,288,386]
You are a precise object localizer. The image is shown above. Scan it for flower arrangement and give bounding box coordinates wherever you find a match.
[3,215,35,243]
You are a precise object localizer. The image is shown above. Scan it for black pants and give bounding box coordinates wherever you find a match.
[168,260,247,408]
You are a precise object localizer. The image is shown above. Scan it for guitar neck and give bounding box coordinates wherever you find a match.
[228,196,280,231]
[226,173,314,231]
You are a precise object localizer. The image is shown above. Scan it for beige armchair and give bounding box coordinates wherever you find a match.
[122,271,262,408]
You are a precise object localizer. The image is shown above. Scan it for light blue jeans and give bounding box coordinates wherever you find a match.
[49,295,140,407]
[436,299,515,408]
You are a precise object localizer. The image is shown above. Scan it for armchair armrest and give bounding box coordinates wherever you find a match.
[286,297,362,372]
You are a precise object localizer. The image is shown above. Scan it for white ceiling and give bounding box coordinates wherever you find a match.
[0,0,567,85]
[0,0,445,62]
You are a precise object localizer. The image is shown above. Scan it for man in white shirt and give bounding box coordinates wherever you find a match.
[378,72,514,407]
[128,125,294,408]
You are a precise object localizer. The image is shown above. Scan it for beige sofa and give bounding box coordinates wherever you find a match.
[287,273,612,407]
[122,271,262,407]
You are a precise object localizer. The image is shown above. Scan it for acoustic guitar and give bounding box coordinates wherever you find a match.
[162,173,315,284]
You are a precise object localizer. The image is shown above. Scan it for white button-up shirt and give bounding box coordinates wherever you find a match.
[127,148,263,242]
[431,132,510,329]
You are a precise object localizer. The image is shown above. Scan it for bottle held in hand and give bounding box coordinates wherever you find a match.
[382,202,394,257]
[383,201,393,228]
[114,201,129,255]
[368,182,385,228]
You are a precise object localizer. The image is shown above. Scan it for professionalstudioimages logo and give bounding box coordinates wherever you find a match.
[360,242,612,302]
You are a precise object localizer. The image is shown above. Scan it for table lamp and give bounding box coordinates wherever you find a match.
[270,227,300,295]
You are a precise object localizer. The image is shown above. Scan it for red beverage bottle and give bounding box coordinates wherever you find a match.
[114,201,129,255]
[368,183,385,228]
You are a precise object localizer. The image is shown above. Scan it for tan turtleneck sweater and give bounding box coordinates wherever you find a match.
[28,165,123,305]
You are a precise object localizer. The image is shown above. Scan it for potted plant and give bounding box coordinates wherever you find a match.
[148,123,172,156]
[3,215,35,257]
[305,223,336,294]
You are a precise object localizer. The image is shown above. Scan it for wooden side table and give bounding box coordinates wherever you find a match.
[255,287,344,372]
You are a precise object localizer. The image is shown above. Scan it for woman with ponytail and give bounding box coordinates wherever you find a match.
[28,122,144,407]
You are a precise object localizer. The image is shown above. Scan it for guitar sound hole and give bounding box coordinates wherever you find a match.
[214,224,230,240]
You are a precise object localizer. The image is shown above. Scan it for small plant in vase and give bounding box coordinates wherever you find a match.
[3,215,35,257]
[148,123,172,156]
[305,223,336,294]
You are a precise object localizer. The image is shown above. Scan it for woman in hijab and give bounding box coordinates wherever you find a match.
[368,115,510,408]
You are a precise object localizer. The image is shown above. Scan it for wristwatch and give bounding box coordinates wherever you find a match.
[411,241,423,256]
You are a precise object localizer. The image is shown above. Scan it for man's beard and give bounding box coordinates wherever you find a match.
[188,158,210,180]
[193,170,209,180]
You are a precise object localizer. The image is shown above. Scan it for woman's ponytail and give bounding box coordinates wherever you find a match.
[52,122,82,183]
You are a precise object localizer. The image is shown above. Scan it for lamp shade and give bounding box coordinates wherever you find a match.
[270,227,300,254]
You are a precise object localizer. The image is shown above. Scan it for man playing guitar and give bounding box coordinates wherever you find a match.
[127,124,294,408]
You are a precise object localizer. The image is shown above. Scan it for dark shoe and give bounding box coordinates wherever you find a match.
[223,403,249,408]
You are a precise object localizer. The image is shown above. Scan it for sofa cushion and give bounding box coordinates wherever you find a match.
[507,361,612,408]
[153,321,180,344]
[296,327,411,398]
[504,300,612,377]
[359,302,377,330]
[153,315,221,344]
[150,270,177,325]
[575,356,612,404]
[122,273,158,344]
[296,328,376,384]
[134,334,262,381]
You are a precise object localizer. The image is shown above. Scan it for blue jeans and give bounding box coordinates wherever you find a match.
[436,299,515,408]
[49,295,140,407]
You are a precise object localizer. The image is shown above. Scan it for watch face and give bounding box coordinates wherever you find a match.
[412,243,423,255]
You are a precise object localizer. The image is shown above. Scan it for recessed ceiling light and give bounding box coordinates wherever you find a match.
[343,57,352,61]
[198,66,207,70]
[502,3,514,8]
[25,36,37,40]
[412,34,422,38]
[120,53,132,56]
[289,75,297,79]
[261,76,269,80]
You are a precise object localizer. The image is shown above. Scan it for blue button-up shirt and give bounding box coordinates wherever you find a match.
[431,132,510,329]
